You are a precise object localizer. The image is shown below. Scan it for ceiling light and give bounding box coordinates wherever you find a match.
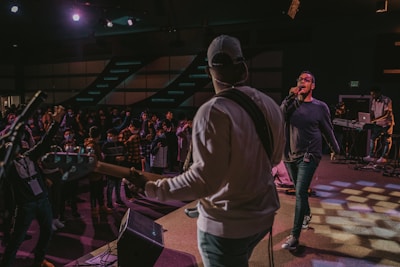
[99,18,114,28]
[10,5,19,13]
[288,0,300,19]
[72,13,80,22]
[127,17,135,26]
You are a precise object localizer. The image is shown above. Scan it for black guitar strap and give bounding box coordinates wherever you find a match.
[214,89,273,160]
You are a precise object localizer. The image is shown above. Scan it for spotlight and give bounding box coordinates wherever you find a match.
[127,17,135,26]
[99,18,114,28]
[10,5,19,13]
[72,13,80,22]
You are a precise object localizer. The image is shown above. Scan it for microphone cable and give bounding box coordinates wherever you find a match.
[267,227,275,267]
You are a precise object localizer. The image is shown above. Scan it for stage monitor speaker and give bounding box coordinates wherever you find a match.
[117,208,164,267]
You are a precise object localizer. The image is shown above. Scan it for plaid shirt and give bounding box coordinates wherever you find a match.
[141,140,152,162]
[119,128,141,164]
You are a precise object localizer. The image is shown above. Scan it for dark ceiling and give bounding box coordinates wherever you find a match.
[1,0,400,64]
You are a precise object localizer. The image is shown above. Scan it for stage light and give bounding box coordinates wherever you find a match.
[127,17,135,26]
[10,5,19,13]
[288,0,300,19]
[99,18,114,28]
[72,13,80,22]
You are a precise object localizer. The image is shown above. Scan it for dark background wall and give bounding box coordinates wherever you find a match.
[1,9,399,131]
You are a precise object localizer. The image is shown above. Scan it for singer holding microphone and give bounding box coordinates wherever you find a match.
[280,71,340,251]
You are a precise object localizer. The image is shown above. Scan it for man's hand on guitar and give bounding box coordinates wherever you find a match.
[121,167,149,195]
[122,177,145,196]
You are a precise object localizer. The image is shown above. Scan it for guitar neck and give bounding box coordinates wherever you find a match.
[94,161,163,182]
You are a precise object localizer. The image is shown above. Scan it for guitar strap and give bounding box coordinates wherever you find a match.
[214,88,273,160]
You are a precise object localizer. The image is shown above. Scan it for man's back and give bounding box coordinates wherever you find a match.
[189,85,284,238]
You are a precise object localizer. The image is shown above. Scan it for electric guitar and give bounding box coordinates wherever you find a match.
[40,152,163,190]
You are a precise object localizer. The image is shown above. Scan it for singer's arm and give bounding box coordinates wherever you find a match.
[281,87,303,121]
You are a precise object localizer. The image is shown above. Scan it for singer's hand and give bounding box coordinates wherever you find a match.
[290,85,306,95]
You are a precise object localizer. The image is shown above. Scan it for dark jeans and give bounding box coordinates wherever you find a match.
[284,156,318,238]
[198,228,270,267]
[106,176,122,207]
[61,180,79,217]
[47,176,63,219]
[368,125,392,158]
[89,179,105,209]
[1,198,53,267]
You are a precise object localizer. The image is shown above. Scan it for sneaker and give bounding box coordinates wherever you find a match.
[302,214,312,229]
[376,157,387,163]
[51,222,58,232]
[53,219,65,229]
[32,259,55,267]
[363,155,374,162]
[184,207,199,218]
[281,235,299,250]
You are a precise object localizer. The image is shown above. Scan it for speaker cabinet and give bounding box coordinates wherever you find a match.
[117,209,164,267]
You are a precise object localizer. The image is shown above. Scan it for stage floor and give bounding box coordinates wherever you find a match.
[1,155,399,267]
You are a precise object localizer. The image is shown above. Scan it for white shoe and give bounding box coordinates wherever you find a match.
[53,218,65,229]
[363,155,374,162]
[302,214,312,229]
[376,157,387,163]
[52,222,58,231]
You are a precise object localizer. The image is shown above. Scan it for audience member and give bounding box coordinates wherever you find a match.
[118,119,142,200]
[84,126,112,216]
[41,158,65,232]
[102,128,126,209]
[176,118,192,173]
[150,125,168,175]
[0,105,65,267]
[163,111,178,172]
[59,128,80,219]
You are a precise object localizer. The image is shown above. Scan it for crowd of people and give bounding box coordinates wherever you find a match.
[0,104,193,266]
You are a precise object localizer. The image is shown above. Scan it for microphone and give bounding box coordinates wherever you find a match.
[286,86,305,100]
